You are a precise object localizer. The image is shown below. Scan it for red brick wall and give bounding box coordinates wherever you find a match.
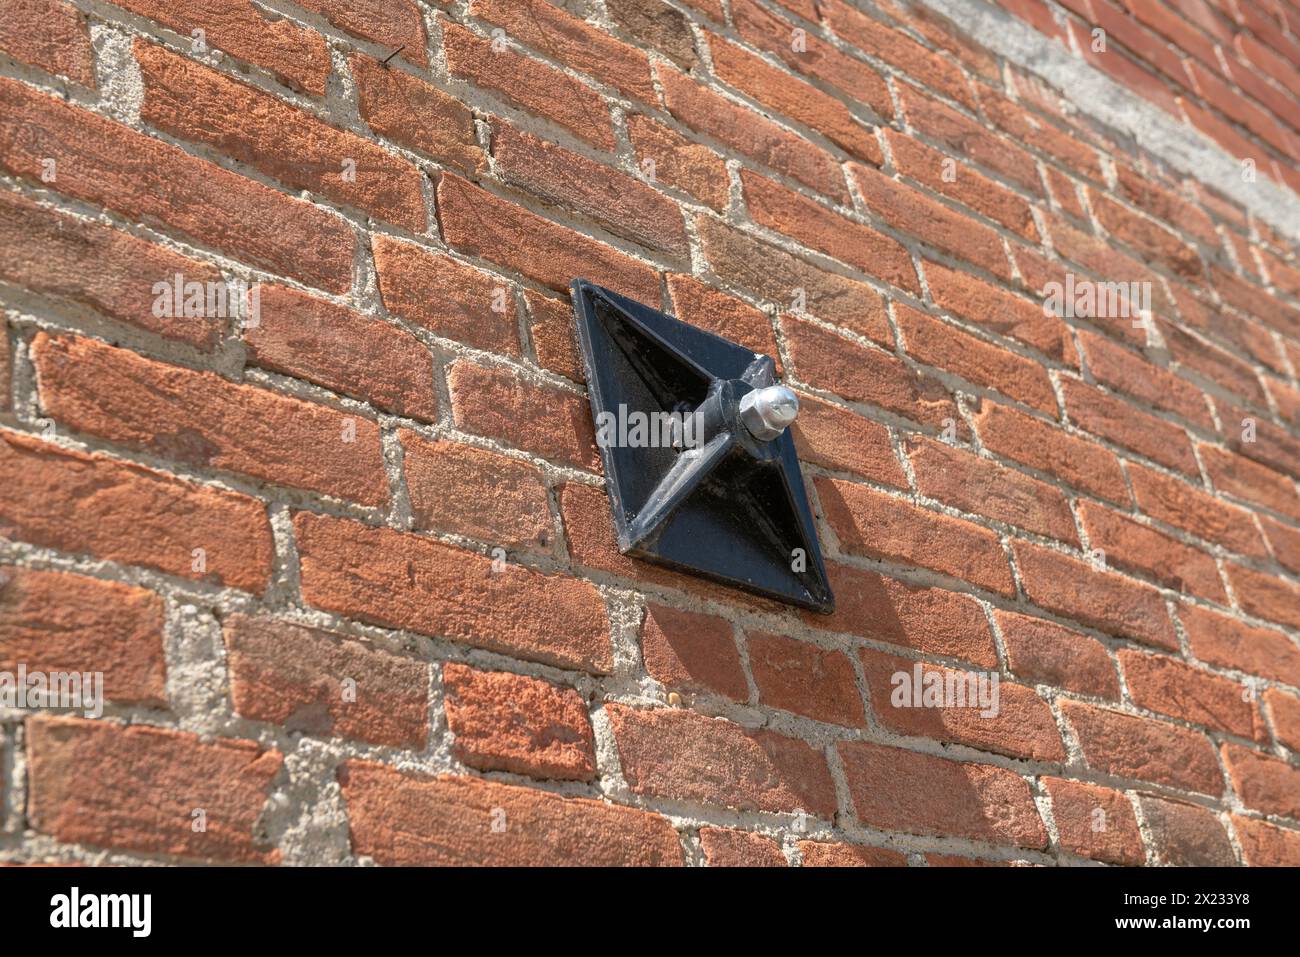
[1,0,1299,866]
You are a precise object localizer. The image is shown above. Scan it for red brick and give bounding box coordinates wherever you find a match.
[1181,603,1300,686]
[837,741,1046,846]
[781,315,958,430]
[0,190,223,350]
[1186,59,1294,157]
[137,42,425,232]
[371,233,520,355]
[1071,22,1179,115]
[296,0,426,65]
[606,703,837,816]
[0,0,94,87]
[400,432,552,552]
[819,478,1015,595]
[1061,700,1221,794]
[885,129,1039,240]
[1012,541,1177,649]
[1120,649,1262,739]
[28,716,281,863]
[469,0,655,103]
[1264,688,1300,752]
[0,566,165,706]
[818,0,975,109]
[0,325,8,410]
[1217,397,1300,479]
[626,115,730,211]
[1212,265,1300,341]
[740,170,918,294]
[442,22,614,150]
[799,841,908,866]
[293,512,613,673]
[525,289,584,381]
[350,53,483,171]
[699,828,786,866]
[443,663,596,781]
[0,431,273,593]
[1088,189,1202,281]
[1043,777,1145,865]
[852,165,1012,280]
[1159,320,1267,408]
[790,394,907,487]
[1045,165,1086,220]
[1261,514,1300,575]
[1129,463,1269,558]
[1078,500,1226,602]
[447,360,598,471]
[859,647,1064,761]
[1172,284,1285,375]
[972,400,1130,504]
[1112,163,1217,250]
[658,65,848,202]
[982,88,1104,181]
[699,221,891,344]
[1233,814,1300,865]
[1078,330,1212,430]
[606,0,698,69]
[224,614,428,748]
[0,78,354,292]
[906,436,1077,542]
[711,37,889,160]
[924,259,1073,365]
[733,0,901,113]
[33,334,388,506]
[665,274,781,364]
[339,760,681,865]
[640,603,748,702]
[491,121,688,258]
[246,283,437,421]
[1048,214,1174,316]
[1226,563,1300,631]
[900,307,1057,416]
[1139,794,1236,866]
[995,609,1121,699]
[1222,743,1300,818]
[747,631,864,727]
[437,173,658,304]
[1062,379,1198,475]
[898,85,1040,193]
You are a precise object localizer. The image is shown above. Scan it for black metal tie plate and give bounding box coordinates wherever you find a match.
[570,279,835,614]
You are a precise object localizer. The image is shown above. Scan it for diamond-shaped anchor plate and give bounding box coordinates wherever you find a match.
[570,279,834,613]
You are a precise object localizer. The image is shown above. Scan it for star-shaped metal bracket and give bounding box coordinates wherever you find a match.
[571,279,835,613]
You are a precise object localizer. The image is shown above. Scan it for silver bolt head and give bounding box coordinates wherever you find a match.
[739,384,799,441]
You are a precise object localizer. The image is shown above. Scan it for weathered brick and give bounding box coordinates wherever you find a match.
[859,646,1064,761]
[700,220,891,344]
[1264,688,1300,752]
[437,173,659,304]
[1012,541,1177,648]
[525,289,584,381]
[443,663,596,781]
[1119,649,1263,739]
[0,431,273,593]
[400,431,552,552]
[447,360,598,471]
[665,274,781,363]
[0,0,94,87]
[443,22,614,150]
[1260,513,1300,576]
[971,400,1130,504]
[626,115,730,211]
[790,394,907,487]
[1128,463,1269,558]
[1062,379,1198,476]
[640,604,748,702]
[1226,563,1300,631]
[1077,330,1213,430]
[351,53,483,171]
[700,828,787,866]
[224,614,429,748]
[606,703,837,816]
[837,741,1047,846]
[246,283,437,421]
[1088,190,1203,281]
[33,334,388,505]
[740,170,918,293]
[137,41,426,232]
[339,760,682,865]
[1141,795,1236,866]
[906,436,1077,542]
[799,841,908,866]
[1233,814,1300,865]
[898,84,1040,193]
[1181,603,1300,686]
[606,0,697,68]
[1077,500,1226,602]
[1044,777,1144,864]
[995,609,1121,699]
[747,631,864,727]
[1061,700,1221,794]
[28,716,281,863]
[0,566,166,706]
[0,190,223,350]
[293,512,612,673]
[0,78,355,292]
[818,477,1016,595]
[296,0,426,65]
[491,121,688,258]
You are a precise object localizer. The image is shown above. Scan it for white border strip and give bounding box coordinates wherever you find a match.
[912,0,1300,241]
